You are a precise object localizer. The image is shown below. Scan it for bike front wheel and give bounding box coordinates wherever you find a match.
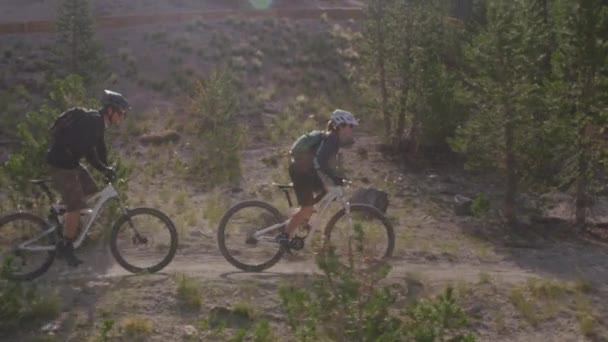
[217,200,285,272]
[110,208,178,274]
[0,213,56,281]
[323,204,395,270]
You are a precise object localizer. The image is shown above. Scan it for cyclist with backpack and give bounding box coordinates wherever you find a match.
[277,109,359,253]
[46,89,130,267]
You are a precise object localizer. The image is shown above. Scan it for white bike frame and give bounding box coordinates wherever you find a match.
[252,185,353,244]
[17,183,127,252]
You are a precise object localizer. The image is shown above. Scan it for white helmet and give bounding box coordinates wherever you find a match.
[330,109,359,126]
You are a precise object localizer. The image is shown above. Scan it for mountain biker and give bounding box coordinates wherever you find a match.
[278,109,359,253]
[46,89,130,267]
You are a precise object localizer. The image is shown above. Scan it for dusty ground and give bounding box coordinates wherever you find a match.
[1,2,608,342]
[0,0,363,22]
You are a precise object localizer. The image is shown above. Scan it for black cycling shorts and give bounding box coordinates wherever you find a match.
[288,162,324,207]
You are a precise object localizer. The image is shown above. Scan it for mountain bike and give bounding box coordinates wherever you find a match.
[217,182,394,272]
[0,176,178,281]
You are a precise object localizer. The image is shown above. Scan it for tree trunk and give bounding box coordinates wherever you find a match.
[70,0,78,73]
[379,50,390,137]
[407,114,421,155]
[395,70,409,150]
[575,58,597,227]
[576,137,589,227]
[504,102,517,227]
[394,6,413,150]
[372,1,391,137]
[572,0,603,227]
[539,0,555,79]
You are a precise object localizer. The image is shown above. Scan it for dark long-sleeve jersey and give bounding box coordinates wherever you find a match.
[46,109,108,171]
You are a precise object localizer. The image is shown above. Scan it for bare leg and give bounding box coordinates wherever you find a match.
[63,210,80,240]
[58,210,82,266]
[286,206,314,238]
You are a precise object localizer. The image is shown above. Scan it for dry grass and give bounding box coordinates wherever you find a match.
[121,317,152,338]
[175,273,202,310]
[509,287,539,326]
[478,272,492,285]
[574,292,597,337]
[232,302,257,320]
[29,291,62,322]
[204,190,231,228]
[505,276,600,331]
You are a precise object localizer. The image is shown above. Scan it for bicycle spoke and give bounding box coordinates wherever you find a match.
[218,200,285,272]
[0,213,56,280]
[114,214,172,269]
[325,206,394,270]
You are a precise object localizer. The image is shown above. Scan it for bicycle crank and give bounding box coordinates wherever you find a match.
[289,237,305,251]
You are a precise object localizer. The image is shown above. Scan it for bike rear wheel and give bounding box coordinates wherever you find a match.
[217,200,285,272]
[323,204,395,270]
[110,208,178,274]
[0,213,56,281]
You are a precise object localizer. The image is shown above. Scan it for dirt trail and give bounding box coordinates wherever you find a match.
[46,245,573,289]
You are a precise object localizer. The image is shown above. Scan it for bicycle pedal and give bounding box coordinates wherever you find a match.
[277,239,293,255]
[66,259,83,268]
[289,237,305,251]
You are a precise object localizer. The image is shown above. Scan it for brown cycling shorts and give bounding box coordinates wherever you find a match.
[49,165,98,211]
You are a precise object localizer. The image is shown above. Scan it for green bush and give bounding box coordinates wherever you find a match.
[0,85,32,137]
[1,74,131,225]
[470,193,491,219]
[2,74,96,197]
[279,250,476,342]
[265,95,329,145]
[97,319,115,342]
[175,273,202,310]
[0,259,61,332]
[190,66,244,186]
[54,0,106,84]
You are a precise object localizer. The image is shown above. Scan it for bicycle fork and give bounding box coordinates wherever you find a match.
[341,198,360,265]
[119,200,148,245]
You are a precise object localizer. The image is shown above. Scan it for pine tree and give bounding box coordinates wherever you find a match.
[55,0,104,83]
[450,0,548,226]
[360,0,464,150]
[550,0,608,226]
[360,0,394,138]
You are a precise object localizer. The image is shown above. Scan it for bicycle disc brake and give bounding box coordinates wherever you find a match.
[132,234,148,245]
[245,228,259,246]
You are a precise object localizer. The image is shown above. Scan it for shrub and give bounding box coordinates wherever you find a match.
[279,249,476,341]
[0,259,61,332]
[175,273,202,310]
[190,66,244,186]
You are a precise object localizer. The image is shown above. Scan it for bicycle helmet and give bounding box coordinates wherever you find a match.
[101,89,130,112]
[330,109,359,126]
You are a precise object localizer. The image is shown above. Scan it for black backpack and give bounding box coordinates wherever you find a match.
[290,130,326,157]
[49,108,88,142]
